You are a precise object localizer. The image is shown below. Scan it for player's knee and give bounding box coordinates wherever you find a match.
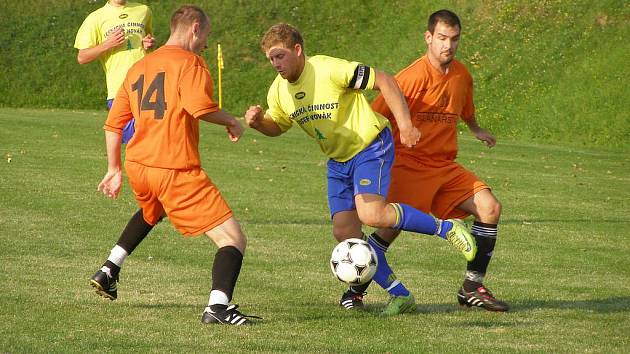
[225,232,247,254]
[236,232,248,248]
[356,208,388,228]
[479,198,502,222]
[205,223,247,253]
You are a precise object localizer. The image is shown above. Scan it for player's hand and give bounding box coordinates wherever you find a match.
[244,105,264,128]
[142,34,155,50]
[104,27,126,50]
[399,125,421,148]
[226,118,244,142]
[97,170,122,199]
[475,129,496,147]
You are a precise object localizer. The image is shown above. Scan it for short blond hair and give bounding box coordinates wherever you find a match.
[170,5,209,32]
[260,23,304,52]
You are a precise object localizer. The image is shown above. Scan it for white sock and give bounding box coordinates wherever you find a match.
[208,290,229,307]
[465,270,485,283]
[100,266,112,278]
[107,245,129,267]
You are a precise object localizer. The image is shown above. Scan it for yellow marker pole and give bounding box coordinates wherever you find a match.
[217,43,224,109]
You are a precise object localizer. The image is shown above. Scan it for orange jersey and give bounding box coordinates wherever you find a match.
[105,45,219,169]
[372,56,474,167]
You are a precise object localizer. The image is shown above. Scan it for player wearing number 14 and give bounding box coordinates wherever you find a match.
[97,6,256,325]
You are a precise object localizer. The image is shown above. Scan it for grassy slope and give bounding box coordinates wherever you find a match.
[0,0,628,148]
[1,108,629,352]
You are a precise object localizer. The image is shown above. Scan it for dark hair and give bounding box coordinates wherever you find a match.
[170,5,209,32]
[260,23,304,52]
[428,9,461,34]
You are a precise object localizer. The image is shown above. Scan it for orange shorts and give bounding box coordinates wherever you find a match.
[387,158,489,219]
[125,161,233,236]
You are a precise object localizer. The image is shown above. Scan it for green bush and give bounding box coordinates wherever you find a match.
[1,0,628,149]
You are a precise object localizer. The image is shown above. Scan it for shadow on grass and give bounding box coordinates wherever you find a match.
[399,296,630,315]
[244,217,329,226]
[127,303,198,310]
[510,296,630,313]
[499,218,630,225]
[120,296,630,324]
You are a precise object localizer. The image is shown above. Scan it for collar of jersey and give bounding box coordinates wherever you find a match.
[288,55,311,87]
[104,2,127,12]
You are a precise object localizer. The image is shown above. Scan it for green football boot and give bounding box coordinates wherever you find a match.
[444,219,477,262]
[382,294,416,316]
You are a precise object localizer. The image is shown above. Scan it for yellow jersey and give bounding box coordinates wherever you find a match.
[74,2,152,99]
[266,55,389,162]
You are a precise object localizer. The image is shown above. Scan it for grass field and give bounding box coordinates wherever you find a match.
[1,108,628,353]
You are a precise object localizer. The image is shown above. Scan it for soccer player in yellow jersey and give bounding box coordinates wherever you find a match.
[245,23,477,310]
[74,0,155,143]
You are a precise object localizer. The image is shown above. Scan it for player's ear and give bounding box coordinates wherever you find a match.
[423,31,432,45]
[191,22,200,37]
[294,43,303,57]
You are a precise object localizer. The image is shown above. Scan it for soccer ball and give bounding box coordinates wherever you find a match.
[330,238,378,286]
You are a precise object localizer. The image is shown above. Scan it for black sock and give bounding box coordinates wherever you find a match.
[102,209,154,279]
[465,221,498,290]
[116,209,154,254]
[369,232,391,249]
[349,280,372,295]
[211,246,244,302]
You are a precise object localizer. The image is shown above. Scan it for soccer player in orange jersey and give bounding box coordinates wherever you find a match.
[90,5,257,325]
[370,9,510,313]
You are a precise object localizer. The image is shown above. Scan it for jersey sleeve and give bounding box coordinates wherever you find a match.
[461,74,475,121]
[74,13,99,50]
[180,58,219,118]
[104,85,133,134]
[328,57,376,91]
[371,68,415,120]
[266,79,293,132]
[145,7,153,36]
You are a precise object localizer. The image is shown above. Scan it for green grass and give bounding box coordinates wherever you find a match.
[1,108,629,353]
[1,0,629,148]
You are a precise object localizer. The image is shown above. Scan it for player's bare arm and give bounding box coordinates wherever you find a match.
[198,110,244,142]
[97,130,123,199]
[244,105,283,136]
[372,70,420,148]
[465,118,496,147]
[77,27,126,64]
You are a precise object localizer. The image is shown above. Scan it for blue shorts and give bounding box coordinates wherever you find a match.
[327,127,394,217]
[107,99,135,144]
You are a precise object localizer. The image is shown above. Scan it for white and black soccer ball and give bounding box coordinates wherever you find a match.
[330,238,378,286]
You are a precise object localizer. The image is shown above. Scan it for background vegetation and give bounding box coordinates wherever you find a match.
[0,0,628,148]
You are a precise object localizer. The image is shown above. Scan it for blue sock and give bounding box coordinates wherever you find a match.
[390,203,439,236]
[435,219,453,240]
[368,234,409,297]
